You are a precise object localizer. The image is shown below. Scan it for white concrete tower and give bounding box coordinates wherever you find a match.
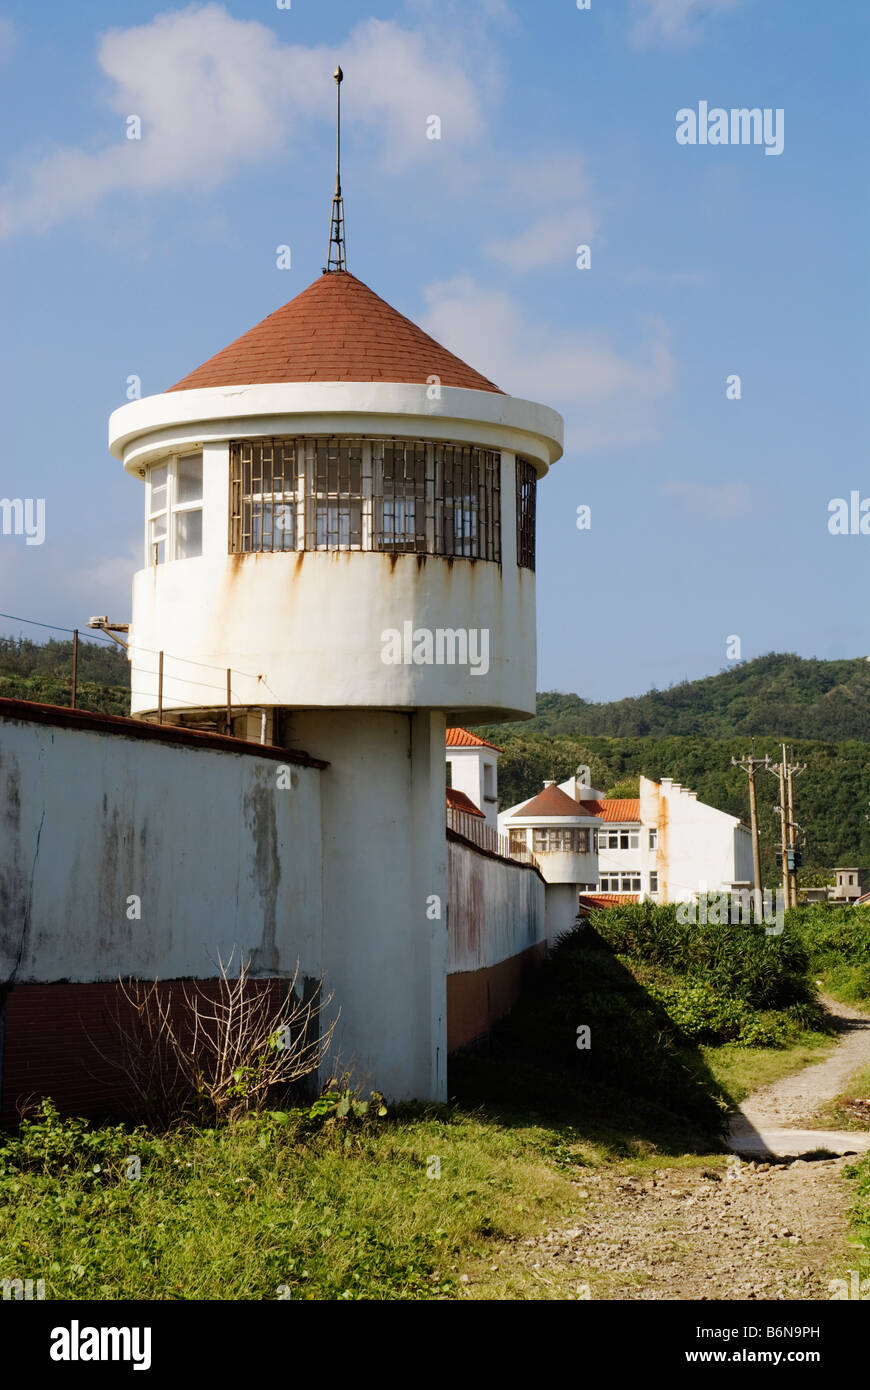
[107,103,563,1099]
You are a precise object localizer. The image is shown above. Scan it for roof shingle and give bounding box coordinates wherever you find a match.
[167,271,503,395]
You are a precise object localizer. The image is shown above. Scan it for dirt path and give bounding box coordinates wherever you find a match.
[729,995,870,1158]
[521,996,870,1300]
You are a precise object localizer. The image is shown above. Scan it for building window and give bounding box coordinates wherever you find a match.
[532,827,590,853]
[146,453,203,565]
[446,761,453,789]
[516,458,536,570]
[649,871,658,893]
[649,828,657,851]
[509,829,527,856]
[600,874,641,893]
[229,437,501,562]
[483,762,496,802]
[598,827,639,851]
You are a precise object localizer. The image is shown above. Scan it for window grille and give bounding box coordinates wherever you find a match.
[229,437,501,562]
[516,457,537,570]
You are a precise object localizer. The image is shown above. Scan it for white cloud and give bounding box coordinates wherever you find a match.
[484,156,596,272]
[663,480,753,517]
[630,0,742,49]
[422,275,675,450]
[0,5,490,239]
[486,208,596,271]
[0,17,14,67]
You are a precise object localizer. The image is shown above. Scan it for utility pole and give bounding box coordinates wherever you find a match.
[785,750,807,907]
[766,746,806,910]
[732,752,768,920]
[778,748,789,907]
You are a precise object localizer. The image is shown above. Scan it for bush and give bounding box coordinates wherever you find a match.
[792,904,870,1008]
[591,901,816,1012]
[647,982,784,1046]
[455,921,727,1135]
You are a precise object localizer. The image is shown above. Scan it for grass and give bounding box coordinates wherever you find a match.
[701,1031,835,1106]
[845,1154,870,1288]
[0,1101,598,1301]
[807,1063,870,1132]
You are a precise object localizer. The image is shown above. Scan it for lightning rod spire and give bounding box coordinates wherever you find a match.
[324,66,347,273]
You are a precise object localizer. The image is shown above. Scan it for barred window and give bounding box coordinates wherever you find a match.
[516,458,536,570]
[532,827,590,853]
[229,437,501,561]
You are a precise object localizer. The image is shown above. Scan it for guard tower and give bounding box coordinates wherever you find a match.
[107,72,563,1099]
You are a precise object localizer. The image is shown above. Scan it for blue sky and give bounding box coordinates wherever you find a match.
[0,0,866,701]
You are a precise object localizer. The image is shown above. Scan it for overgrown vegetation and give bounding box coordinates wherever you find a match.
[0,1099,585,1300]
[846,1155,870,1286]
[791,903,870,1010]
[453,904,831,1147]
[1,903,861,1300]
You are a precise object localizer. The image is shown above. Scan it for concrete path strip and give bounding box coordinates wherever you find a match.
[728,994,870,1158]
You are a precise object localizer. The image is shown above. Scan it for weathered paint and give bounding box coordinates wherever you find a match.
[640,775,753,901]
[0,711,323,983]
[125,437,536,722]
[446,836,546,974]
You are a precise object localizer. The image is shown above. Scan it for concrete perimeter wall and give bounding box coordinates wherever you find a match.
[0,702,324,1122]
[446,831,547,1050]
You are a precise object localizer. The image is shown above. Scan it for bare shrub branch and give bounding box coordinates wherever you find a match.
[98,955,337,1126]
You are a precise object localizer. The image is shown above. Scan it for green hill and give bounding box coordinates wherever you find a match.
[504,653,870,741]
[476,654,870,881]
[0,637,130,716]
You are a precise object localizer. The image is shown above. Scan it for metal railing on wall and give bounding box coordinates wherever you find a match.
[446,806,513,858]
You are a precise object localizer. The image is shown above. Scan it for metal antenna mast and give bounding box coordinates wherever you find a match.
[324,66,346,272]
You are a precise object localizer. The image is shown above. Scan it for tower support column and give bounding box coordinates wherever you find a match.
[291,708,447,1101]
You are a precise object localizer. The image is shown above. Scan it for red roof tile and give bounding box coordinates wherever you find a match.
[167,271,503,394]
[579,798,640,823]
[577,893,640,912]
[446,727,503,752]
[446,788,484,817]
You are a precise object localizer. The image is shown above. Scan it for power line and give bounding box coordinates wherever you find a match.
[0,610,262,682]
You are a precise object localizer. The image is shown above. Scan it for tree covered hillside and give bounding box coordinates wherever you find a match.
[506,654,870,741]
[0,637,130,716]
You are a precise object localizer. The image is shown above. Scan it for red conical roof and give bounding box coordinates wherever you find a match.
[167,271,503,394]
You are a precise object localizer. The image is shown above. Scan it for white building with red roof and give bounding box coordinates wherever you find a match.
[445,727,503,831]
[500,768,754,911]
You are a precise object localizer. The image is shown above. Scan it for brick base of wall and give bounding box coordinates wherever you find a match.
[446,942,547,1053]
[0,978,292,1128]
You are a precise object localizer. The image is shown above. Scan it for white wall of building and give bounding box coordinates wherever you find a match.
[446,745,500,830]
[640,775,751,903]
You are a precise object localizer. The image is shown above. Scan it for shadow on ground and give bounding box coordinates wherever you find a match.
[449,921,731,1158]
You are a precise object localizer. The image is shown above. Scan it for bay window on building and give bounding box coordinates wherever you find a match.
[146,453,203,565]
[532,827,591,853]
